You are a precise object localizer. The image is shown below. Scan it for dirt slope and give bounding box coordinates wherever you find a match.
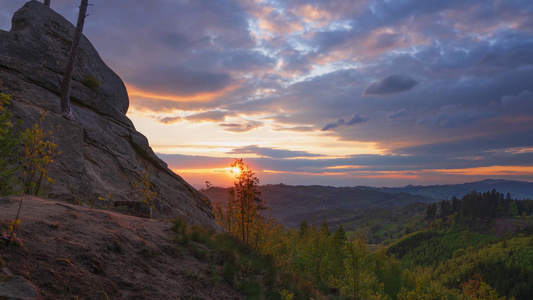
[0,196,242,299]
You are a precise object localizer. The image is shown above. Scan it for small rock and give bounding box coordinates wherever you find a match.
[2,267,13,275]
[0,275,43,300]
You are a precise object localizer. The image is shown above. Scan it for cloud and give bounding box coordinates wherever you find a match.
[395,129,533,157]
[322,118,345,131]
[158,116,182,124]
[374,33,407,50]
[501,90,533,112]
[3,0,533,187]
[363,74,419,96]
[219,120,264,132]
[185,110,234,123]
[271,124,315,132]
[322,112,368,131]
[226,145,322,159]
[387,108,409,119]
[416,106,498,128]
[346,113,369,125]
[127,65,233,96]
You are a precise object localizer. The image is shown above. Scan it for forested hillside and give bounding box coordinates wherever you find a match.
[205,163,533,299]
[383,189,533,299]
[203,184,433,227]
[372,179,533,200]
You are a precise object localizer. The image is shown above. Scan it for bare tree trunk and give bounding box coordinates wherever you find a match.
[60,0,88,120]
[44,0,51,7]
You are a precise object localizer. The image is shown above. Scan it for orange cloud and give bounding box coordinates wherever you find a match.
[126,83,240,104]
[291,4,332,27]
[426,166,533,176]
[250,3,304,35]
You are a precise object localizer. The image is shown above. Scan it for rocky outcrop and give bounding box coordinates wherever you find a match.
[0,1,220,231]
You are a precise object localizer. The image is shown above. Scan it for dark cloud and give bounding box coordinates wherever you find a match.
[477,48,533,74]
[374,33,406,50]
[395,129,533,157]
[387,108,409,119]
[227,145,322,159]
[346,113,369,125]
[322,112,369,131]
[128,65,233,96]
[501,90,533,112]
[160,32,211,51]
[219,50,276,71]
[416,108,499,128]
[322,119,345,131]
[363,74,419,96]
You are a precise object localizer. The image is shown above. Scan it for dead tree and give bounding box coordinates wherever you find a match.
[44,0,51,7]
[60,0,89,120]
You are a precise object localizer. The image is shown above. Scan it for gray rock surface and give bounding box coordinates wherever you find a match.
[0,1,220,231]
[0,275,43,300]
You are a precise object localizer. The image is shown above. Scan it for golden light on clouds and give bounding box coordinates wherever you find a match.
[126,83,241,106]
[293,4,332,26]
[426,166,533,176]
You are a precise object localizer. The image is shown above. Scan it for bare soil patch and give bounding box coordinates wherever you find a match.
[0,195,243,299]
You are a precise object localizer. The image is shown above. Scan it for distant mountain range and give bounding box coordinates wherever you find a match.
[365,179,533,200]
[203,179,533,229]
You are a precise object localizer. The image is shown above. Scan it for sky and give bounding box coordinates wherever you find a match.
[1,0,533,188]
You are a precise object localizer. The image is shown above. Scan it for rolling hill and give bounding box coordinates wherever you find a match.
[369,179,533,200]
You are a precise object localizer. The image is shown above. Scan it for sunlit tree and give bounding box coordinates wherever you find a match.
[214,158,277,252]
[332,235,384,299]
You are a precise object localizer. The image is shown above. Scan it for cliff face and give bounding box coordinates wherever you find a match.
[0,1,220,231]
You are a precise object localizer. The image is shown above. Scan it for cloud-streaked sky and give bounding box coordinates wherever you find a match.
[2,0,532,188]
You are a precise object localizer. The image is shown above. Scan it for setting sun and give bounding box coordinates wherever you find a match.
[228,167,242,177]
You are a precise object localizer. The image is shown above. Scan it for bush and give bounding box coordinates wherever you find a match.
[19,114,60,195]
[82,75,101,91]
[0,93,19,195]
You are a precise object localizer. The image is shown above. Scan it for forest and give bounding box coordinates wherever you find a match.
[211,159,533,299]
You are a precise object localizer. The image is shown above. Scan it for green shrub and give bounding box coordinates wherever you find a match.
[0,93,19,195]
[238,277,262,298]
[223,260,238,285]
[82,75,101,91]
[190,225,210,243]
[171,218,188,235]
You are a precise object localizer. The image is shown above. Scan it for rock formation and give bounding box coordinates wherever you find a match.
[0,1,220,231]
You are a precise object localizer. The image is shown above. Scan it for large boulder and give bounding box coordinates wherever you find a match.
[0,1,220,231]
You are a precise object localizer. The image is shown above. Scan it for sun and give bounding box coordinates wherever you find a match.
[228,166,242,176]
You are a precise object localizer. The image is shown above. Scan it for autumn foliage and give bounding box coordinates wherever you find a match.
[213,159,277,252]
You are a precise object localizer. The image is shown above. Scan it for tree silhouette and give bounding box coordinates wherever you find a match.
[60,0,89,120]
[213,159,276,251]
